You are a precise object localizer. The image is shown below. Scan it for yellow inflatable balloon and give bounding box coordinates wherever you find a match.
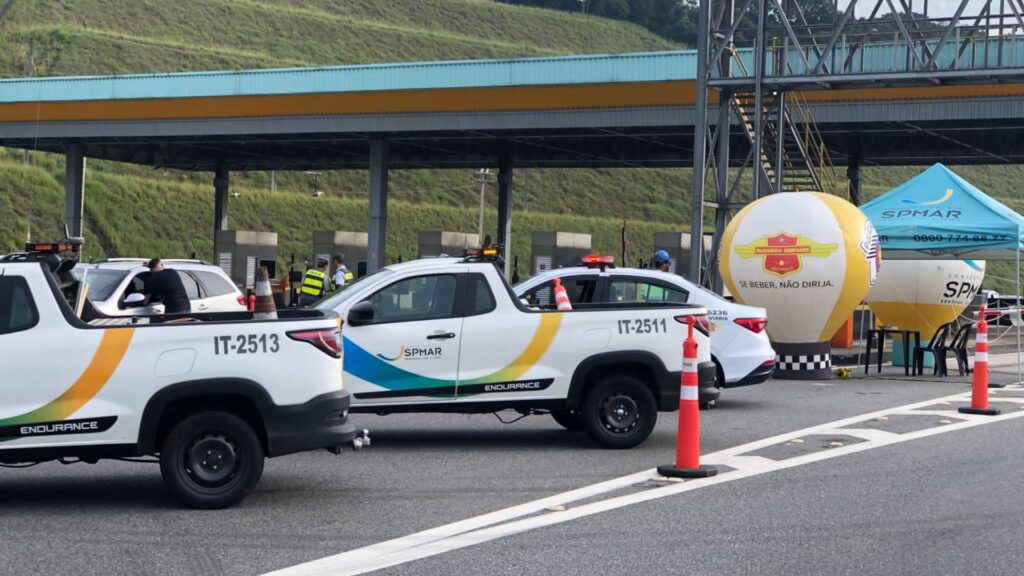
[721,192,880,379]
[868,260,985,365]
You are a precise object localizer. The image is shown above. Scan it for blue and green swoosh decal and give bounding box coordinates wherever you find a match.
[345,314,562,399]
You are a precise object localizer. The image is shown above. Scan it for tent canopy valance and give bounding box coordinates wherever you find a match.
[861,163,1024,261]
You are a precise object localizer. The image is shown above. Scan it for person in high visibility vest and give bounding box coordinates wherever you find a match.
[297,257,333,307]
[332,254,355,290]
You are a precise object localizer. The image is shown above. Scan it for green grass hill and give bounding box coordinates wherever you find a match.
[1,0,1023,291]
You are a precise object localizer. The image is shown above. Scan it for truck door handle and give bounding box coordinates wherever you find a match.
[427,332,456,340]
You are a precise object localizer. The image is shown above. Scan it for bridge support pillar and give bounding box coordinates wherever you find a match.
[214,161,229,258]
[368,137,390,274]
[496,150,513,278]
[64,144,86,238]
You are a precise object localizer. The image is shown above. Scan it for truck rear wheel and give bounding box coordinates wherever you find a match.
[160,411,264,509]
[582,375,657,449]
[550,409,585,431]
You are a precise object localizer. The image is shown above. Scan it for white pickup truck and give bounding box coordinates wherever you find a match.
[0,242,361,509]
[316,250,715,449]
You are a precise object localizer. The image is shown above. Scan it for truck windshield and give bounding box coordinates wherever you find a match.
[314,269,394,309]
[72,269,128,301]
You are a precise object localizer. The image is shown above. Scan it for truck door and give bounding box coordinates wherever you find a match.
[343,272,463,404]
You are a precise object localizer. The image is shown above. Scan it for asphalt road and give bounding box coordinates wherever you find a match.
[0,361,1018,576]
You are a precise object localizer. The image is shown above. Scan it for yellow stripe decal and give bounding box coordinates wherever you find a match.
[0,329,134,426]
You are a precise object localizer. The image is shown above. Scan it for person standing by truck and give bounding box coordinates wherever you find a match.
[332,254,354,290]
[142,258,191,314]
[298,257,333,307]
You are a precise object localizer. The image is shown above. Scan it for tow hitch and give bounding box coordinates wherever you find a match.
[352,428,371,450]
[326,429,371,454]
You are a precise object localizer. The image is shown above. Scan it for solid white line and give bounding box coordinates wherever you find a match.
[264,390,1024,576]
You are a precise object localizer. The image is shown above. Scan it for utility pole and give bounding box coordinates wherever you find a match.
[523,168,529,213]
[475,168,493,240]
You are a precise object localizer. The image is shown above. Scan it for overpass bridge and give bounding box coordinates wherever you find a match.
[1,40,1022,273]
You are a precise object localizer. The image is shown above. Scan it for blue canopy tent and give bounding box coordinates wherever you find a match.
[861,163,1024,261]
[862,163,1024,380]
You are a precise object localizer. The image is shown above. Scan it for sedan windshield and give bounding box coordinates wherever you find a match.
[73,269,129,301]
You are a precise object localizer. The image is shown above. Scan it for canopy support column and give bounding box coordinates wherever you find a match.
[497,150,513,278]
[64,144,86,238]
[368,136,390,274]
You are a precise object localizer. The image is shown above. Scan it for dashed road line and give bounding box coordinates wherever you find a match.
[265,387,1024,576]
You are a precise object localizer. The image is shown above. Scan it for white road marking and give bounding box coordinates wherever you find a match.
[265,387,1024,576]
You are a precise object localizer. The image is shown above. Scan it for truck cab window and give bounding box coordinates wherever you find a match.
[468,274,496,316]
[0,276,39,335]
[523,276,598,309]
[366,274,457,324]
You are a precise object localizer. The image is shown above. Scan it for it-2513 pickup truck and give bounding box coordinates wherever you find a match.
[316,248,715,449]
[0,240,362,509]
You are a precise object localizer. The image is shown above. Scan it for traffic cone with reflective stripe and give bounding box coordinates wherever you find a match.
[554,278,573,311]
[960,304,999,416]
[253,266,278,320]
[658,316,717,479]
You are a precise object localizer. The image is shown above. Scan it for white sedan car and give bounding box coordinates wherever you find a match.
[516,260,776,390]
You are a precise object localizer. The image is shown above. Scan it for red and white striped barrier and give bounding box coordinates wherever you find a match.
[960,304,1000,416]
[658,315,716,479]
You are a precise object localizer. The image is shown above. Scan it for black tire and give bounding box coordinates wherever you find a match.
[551,409,585,431]
[582,375,658,449]
[159,411,265,509]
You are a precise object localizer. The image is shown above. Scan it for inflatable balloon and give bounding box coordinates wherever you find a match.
[868,259,985,366]
[721,192,880,379]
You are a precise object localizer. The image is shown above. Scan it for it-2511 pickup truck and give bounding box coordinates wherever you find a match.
[316,248,715,449]
[0,240,362,509]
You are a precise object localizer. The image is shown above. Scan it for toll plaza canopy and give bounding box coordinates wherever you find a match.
[861,164,1024,261]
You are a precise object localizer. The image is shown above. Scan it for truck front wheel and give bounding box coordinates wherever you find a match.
[582,375,657,449]
[159,411,265,509]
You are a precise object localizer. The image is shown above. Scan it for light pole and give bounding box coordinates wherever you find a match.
[475,168,493,240]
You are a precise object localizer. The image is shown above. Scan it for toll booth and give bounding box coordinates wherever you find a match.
[418,231,480,258]
[215,230,278,289]
[313,231,368,279]
[531,232,591,275]
[654,232,714,276]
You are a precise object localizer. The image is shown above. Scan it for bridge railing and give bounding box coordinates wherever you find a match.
[719,35,1024,80]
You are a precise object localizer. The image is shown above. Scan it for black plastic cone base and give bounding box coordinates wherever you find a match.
[988,382,1007,389]
[657,464,718,479]
[958,406,1001,416]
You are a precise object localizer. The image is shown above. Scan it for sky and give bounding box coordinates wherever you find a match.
[843,0,1015,19]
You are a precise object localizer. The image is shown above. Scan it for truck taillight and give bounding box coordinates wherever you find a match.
[237,295,247,307]
[287,327,342,358]
[674,314,711,337]
[735,317,767,334]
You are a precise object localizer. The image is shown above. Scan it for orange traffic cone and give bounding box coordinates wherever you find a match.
[253,266,278,320]
[658,316,717,478]
[959,304,999,416]
[553,278,572,311]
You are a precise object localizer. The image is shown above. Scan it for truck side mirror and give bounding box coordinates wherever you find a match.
[347,301,375,327]
[124,293,146,307]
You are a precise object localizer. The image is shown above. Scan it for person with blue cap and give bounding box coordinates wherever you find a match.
[651,250,672,272]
